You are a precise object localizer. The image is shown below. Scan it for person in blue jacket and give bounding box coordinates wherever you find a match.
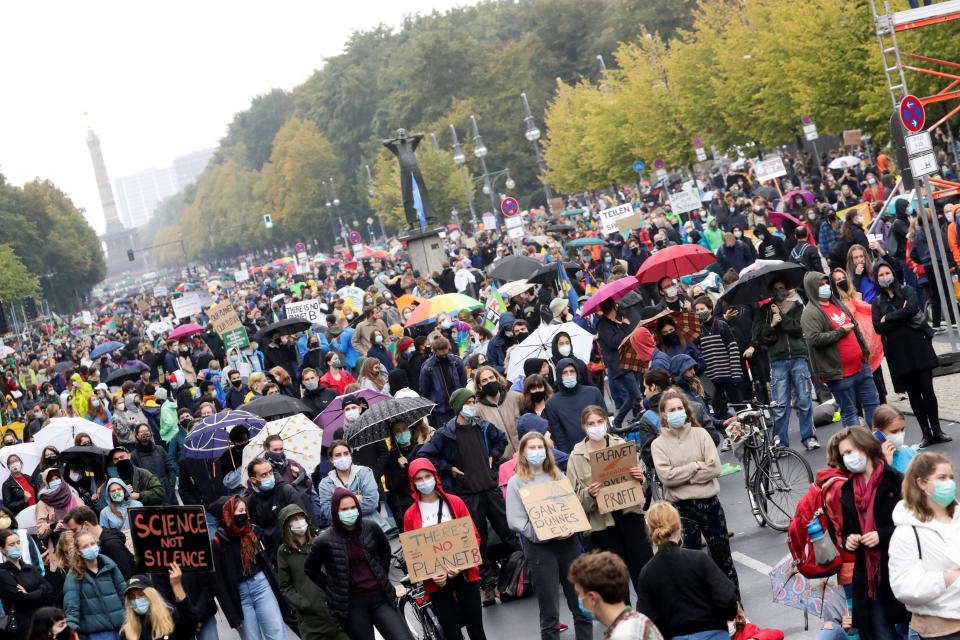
[316,440,388,532]
[486,312,517,374]
[545,358,605,454]
[329,324,359,373]
[418,337,468,427]
[652,316,705,374]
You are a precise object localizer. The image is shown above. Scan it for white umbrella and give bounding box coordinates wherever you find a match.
[336,286,365,309]
[146,321,173,337]
[34,418,114,452]
[828,155,860,170]
[15,505,37,534]
[499,280,535,298]
[506,322,594,383]
[241,413,324,480]
[0,443,41,484]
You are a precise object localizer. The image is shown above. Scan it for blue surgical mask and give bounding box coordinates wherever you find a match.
[415,478,436,495]
[107,467,119,478]
[666,411,687,428]
[460,405,476,420]
[6,547,21,560]
[374,336,383,344]
[338,509,359,526]
[562,375,577,389]
[81,545,100,561]
[395,431,412,445]
[48,479,61,491]
[260,475,275,491]
[131,597,150,615]
[526,450,547,467]
[818,284,832,299]
[930,480,957,506]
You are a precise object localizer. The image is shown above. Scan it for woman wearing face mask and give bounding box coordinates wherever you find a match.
[63,530,128,640]
[36,469,81,543]
[32,446,61,491]
[357,357,389,394]
[305,488,412,640]
[521,374,553,418]
[365,330,395,373]
[654,318,705,371]
[549,332,591,388]
[130,424,176,505]
[872,261,948,447]
[828,209,869,271]
[301,336,327,374]
[319,352,355,395]
[0,528,55,638]
[832,426,908,640]
[317,441,388,531]
[473,365,524,457]
[2,453,36,516]
[382,420,423,534]
[871,404,918,475]
[566,405,652,598]
[889,452,960,638]
[505,432,592,640]
[118,567,198,640]
[210,495,288,640]
[27,606,76,640]
[403,458,487,640]
[651,388,739,598]
[97,479,141,533]
[861,172,885,205]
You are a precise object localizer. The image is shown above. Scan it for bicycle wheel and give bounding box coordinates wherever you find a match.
[742,451,765,527]
[423,605,446,640]
[754,448,814,531]
[399,596,428,640]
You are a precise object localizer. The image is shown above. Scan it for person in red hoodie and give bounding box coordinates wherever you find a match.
[403,458,487,640]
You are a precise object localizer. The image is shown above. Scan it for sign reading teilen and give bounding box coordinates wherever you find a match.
[398,516,482,583]
[597,203,634,234]
[130,505,213,573]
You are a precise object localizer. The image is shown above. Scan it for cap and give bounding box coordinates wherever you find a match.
[154,388,168,402]
[124,575,151,595]
[95,382,108,391]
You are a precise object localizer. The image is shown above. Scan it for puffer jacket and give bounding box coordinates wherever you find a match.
[0,557,55,635]
[889,500,960,619]
[131,439,177,504]
[63,554,127,633]
[566,433,645,532]
[800,271,870,382]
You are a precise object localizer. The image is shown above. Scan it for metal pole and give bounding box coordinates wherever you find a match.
[470,116,499,223]
[521,92,553,205]
[449,125,478,228]
[920,177,960,348]
[365,165,387,240]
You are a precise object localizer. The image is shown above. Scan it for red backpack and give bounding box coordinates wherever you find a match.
[786,475,845,578]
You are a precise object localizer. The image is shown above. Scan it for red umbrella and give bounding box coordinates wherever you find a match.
[635,244,716,284]
[580,278,641,316]
[167,323,204,340]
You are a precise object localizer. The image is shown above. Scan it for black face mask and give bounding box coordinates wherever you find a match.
[116,459,134,483]
[44,456,58,467]
[530,390,546,403]
[231,379,242,388]
[482,381,500,398]
[233,513,248,528]
[662,333,678,344]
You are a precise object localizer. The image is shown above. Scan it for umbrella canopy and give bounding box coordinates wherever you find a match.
[105,367,142,386]
[828,156,860,170]
[719,261,806,305]
[34,418,114,451]
[0,443,41,485]
[753,185,778,200]
[175,283,196,292]
[54,361,75,373]
[89,341,126,359]
[1,346,14,357]
[254,318,312,343]
[526,261,581,286]
[240,394,313,419]
[505,322,595,383]
[182,410,266,459]
[561,208,586,217]
[580,278,641,316]
[336,285,365,309]
[783,190,815,206]
[635,244,716,284]
[241,413,325,480]
[168,323,204,341]
[343,397,436,449]
[315,389,392,445]
[498,280,535,298]
[145,321,173,337]
[566,237,606,247]
[122,360,150,372]
[395,294,424,312]
[887,193,927,215]
[639,310,701,342]
[545,224,576,233]
[403,293,483,328]
[487,255,542,282]
[766,210,804,232]
[59,445,111,477]
[769,554,838,617]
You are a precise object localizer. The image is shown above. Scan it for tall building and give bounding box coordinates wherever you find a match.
[85,123,124,234]
[113,148,214,228]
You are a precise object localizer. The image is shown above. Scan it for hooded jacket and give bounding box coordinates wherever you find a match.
[418,352,468,412]
[247,477,318,560]
[550,331,591,388]
[402,459,481,594]
[131,433,177,504]
[486,312,516,374]
[99,477,142,531]
[800,271,869,382]
[702,216,724,251]
[751,292,808,363]
[545,358,605,454]
[316,463,386,531]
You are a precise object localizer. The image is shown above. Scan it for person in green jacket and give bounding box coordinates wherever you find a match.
[276,504,348,640]
[63,530,127,639]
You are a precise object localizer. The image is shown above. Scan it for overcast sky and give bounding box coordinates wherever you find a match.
[0,0,468,234]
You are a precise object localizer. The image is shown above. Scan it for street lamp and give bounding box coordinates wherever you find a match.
[470,115,498,220]
[597,54,609,90]
[450,124,478,228]
[327,178,346,237]
[521,92,553,205]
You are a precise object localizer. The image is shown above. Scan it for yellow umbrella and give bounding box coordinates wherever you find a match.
[241,413,324,480]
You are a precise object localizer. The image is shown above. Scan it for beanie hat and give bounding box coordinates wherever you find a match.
[154,388,168,402]
[549,298,567,319]
[449,388,475,416]
[398,337,414,353]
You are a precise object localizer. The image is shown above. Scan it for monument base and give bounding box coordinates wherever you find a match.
[399,227,447,276]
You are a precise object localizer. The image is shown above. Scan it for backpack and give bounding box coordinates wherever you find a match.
[786,475,846,578]
[497,550,533,601]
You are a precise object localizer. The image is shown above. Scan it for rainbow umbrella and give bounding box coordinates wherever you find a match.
[275,257,295,265]
[176,283,195,292]
[403,293,483,328]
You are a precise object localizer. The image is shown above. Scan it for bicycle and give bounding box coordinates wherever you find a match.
[393,549,446,640]
[727,402,813,531]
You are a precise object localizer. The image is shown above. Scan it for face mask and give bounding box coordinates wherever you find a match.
[562,375,577,389]
[48,480,61,491]
[586,425,607,441]
[45,456,58,466]
[460,405,476,420]
[338,509,359,526]
[879,275,895,288]
[818,284,832,299]
[289,519,309,535]
[666,411,687,428]
[69,470,81,482]
[260,475,276,491]
[530,390,546,403]
[395,431,412,445]
[526,450,547,467]
[230,355,239,363]
[374,335,383,344]
[5,547,21,561]
[558,344,571,357]
[0,517,11,531]
[346,313,355,320]
[729,207,736,213]
[131,597,150,615]
[81,545,100,561]
[734,231,742,239]
[333,456,352,471]
[441,320,453,330]
[116,402,125,412]
[8,463,20,474]
[698,311,711,323]
[753,205,763,212]
[664,286,678,298]
[403,311,412,320]
[344,408,361,422]
[604,256,612,264]
[843,452,867,474]
[107,467,119,478]
[110,491,124,503]
[90,399,99,408]
[415,478,437,495]
[886,431,905,448]
[138,434,152,445]
[304,380,319,391]
[405,346,416,357]
[868,178,876,185]
[330,360,340,368]
[504,330,514,338]
[233,513,248,528]
[929,480,957,507]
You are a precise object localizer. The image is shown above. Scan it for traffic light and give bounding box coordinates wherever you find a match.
[22,296,37,319]
[264,214,273,229]
[127,249,135,262]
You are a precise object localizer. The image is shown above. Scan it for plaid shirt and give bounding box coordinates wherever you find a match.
[818,222,838,259]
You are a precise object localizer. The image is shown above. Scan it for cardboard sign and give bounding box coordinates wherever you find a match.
[518,477,591,541]
[754,158,787,182]
[398,516,482,583]
[589,442,644,514]
[615,214,645,235]
[209,301,250,351]
[153,286,168,298]
[171,292,201,320]
[549,197,565,215]
[285,299,324,324]
[137,299,150,315]
[668,188,701,215]
[598,203,634,234]
[843,129,862,147]
[129,505,213,573]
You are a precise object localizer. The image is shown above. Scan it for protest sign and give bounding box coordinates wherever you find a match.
[518,477,591,541]
[615,214,645,234]
[129,505,213,573]
[209,301,250,351]
[598,203,633,234]
[668,188,701,215]
[398,516,482,583]
[550,197,565,215]
[589,442,644,514]
[754,158,787,182]
[171,292,201,319]
[153,285,168,298]
[843,129,862,146]
[234,269,250,283]
[285,299,324,324]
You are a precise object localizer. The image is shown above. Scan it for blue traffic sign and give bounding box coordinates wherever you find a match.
[900,95,925,132]
[633,160,645,173]
[349,231,362,244]
[654,158,665,170]
[500,197,519,217]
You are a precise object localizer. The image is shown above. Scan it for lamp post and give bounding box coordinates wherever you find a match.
[470,115,499,221]
[521,92,553,206]
[365,164,387,240]
[450,124,478,229]
[321,180,338,242]
[327,178,346,241]
[430,133,440,153]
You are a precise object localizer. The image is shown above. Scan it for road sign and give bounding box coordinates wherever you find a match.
[349,231,362,245]
[633,160,645,173]
[905,131,933,157]
[693,137,703,149]
[803,124,819,141]
[801,116,813,125]
[500,197,519,217]
[505,215,523,229]
[900,95,925,132]
[656,169,667,180]
[653,158,665,170]
[909,151,938,178]
[295,242,306,253]
[695,148,707,161]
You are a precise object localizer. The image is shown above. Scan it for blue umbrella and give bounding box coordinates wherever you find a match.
[89,341,125,359]
[182,410,266,459]
[567,237,607,247]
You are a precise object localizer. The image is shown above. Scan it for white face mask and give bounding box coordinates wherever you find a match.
[886,432,905,448]
[664,286,678,298]
[69,470,82,482]
[843,452,867,474]
[289,519,309,535]
[586,425,607,441]
[344,408,361,422]
[333,456,352,471]
[558,344,571,357]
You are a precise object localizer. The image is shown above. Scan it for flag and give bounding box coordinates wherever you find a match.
[583,269,599,296]
[483,283,506,332]
[557,265,579,312]
[411,175,427,232]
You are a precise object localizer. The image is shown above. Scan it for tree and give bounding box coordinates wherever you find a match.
[0,245,39,301]
[219,89,294,171]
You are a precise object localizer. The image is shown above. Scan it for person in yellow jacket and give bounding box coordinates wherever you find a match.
[69,373,93,418]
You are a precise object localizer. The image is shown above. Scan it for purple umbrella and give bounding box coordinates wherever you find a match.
[168,323,204,341]
[182,410,266,459]
[315,389,391,445]
[123,360,150,372]
[579,278,641,316]
[782,190,815,206]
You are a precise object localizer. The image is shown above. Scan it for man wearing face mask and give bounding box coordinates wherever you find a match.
[352,306,390,358]
[655,277,692,312]
[246,457,316,563]
[98,448,165,509]
[545,360,605,454]
[224,370,249,410]
[485,312,517,375]
[300,368,337,418]
[419,338,468,428]
[130,424,177,504]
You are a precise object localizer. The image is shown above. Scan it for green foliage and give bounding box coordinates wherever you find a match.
[0,245,39,301]
[219,89,294,171]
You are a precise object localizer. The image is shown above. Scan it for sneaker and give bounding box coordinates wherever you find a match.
[481,586,497,607]
[805,438,821,451]
[719,437,731,452]
[559,623,569,632]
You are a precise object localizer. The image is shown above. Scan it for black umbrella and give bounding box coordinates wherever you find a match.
[527,261,582,286]
[487,255,542,282]
[253,317,312,343]
[240,393,312,419]
[753,185,778,201]
[344,396,436,449]
[105,367,141,386]
[54,361,75,373]
[545,224,576,233]
[60,446,110,475]
[718,261,806,305]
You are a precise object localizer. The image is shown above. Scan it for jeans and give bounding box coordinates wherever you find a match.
[523,536,592,640]
[826,363,880,428]
[908,0,932,8]
[342,594,413,640]
[864,597,906,640]
[770,357,815,447]
[237,571,288,640]
[191,616,218,640]
[610,371,641,428]
[671,631,729,640]
[205,512,219,541]
[429,575,487,640]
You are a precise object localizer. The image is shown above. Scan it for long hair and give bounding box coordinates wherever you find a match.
[358,358,384,391]
[515,432,561,483]
[55,531,74,573]
[27,607,69,640]
[653,318,687,351]
[657,387,702,428]
[70,532,97,580]
[521,374,553,412]
[269,366,291,386]
[902,452,955,523]
[473,365,507,391]
[830,267,857,303]
[646,502,681,547]
[282,513,314,551]
[845,244,874,284]
[120,586,174,640]
[840,209,860,243]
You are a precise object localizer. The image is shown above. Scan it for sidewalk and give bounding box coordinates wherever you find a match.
[880,334,960,425]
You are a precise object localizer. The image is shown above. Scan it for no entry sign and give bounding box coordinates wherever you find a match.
[900,95,925,132]
[295,242,306,253]
[500,197,519,217]
[349,231,362,244]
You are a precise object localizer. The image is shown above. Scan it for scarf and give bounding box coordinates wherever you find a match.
[222,496,258,575]
[38,470,76,522]
[852,460,885,600]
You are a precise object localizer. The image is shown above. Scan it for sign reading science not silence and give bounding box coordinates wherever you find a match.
[129,505,213,573]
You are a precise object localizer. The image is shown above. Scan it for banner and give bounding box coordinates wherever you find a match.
[589,442,644,514]
[209,301,249,352]
[843,129,862,146]
[285,299,324,324]
[754,158,787,182]
[153,286,168,298]
[518,477,591,541]
[398,516,482,583]
[171,292,201,320]
[129,505,213,573]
